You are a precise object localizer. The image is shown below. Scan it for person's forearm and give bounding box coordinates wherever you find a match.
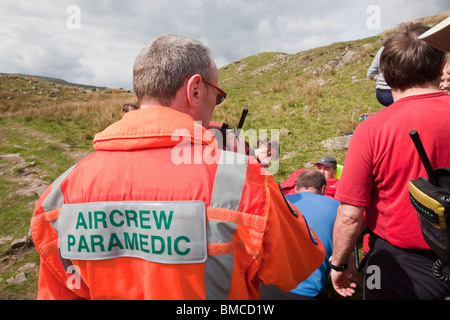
[331,203,364,266]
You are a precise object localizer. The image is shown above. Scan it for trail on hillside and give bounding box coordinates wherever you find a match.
[0,121,91,198]
[0,120,91,299]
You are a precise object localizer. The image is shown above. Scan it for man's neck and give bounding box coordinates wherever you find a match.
[296,187,320,194]
[391,83,441,102]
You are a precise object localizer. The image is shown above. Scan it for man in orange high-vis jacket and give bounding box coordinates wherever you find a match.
[31,34,324,300]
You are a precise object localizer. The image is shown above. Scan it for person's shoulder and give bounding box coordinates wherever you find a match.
[322,194,340,204]
[287,191,323,203]
[351,107,393,138]
[285,192,303,202]
[307,192,340,206]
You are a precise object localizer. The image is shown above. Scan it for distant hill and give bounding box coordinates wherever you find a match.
[0,72,107,90]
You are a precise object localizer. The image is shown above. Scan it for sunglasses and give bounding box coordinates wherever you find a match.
[187,75,227,105]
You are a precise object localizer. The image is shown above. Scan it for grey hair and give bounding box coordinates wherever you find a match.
[133,34,215,105]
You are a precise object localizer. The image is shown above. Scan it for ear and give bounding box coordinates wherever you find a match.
[186,74,204,108]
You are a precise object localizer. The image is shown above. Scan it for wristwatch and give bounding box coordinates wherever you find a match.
[329,257,348,271]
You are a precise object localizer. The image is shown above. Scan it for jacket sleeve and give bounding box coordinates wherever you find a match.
[31,184,89,300]
[36,259,84,300]
[257,176,325,291]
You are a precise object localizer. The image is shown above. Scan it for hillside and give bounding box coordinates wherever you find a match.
[0,73,107,90]
[0,11,449,299]
[214,10,449,179]
[216,39,381,177]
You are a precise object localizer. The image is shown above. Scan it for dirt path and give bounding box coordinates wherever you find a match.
[0,120,91,198]
[0,120,91,299]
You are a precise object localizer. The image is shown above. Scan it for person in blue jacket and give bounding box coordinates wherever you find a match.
[260,169,339,299]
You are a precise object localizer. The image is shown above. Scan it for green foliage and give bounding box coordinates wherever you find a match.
[215,37,385,181]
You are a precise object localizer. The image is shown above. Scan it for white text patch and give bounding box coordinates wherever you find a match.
[57,201,207,264]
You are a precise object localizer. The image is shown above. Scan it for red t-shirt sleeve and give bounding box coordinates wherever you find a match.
[335,121,374,207]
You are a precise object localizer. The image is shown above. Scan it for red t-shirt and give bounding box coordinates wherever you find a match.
[281,168,306,195]
[281,168,339,198]
[324,178,339,198]
[335,92,450,249]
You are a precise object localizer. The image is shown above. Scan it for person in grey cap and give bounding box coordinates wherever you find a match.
[314,156,337,180]
[281,156,340,198]
[314,156,339,198]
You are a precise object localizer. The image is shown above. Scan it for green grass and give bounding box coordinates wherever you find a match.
[215,36,385,181]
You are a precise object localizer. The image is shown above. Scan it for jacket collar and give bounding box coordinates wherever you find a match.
[94,106,218,151]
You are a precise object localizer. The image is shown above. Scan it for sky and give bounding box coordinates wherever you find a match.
[0,1,448,90]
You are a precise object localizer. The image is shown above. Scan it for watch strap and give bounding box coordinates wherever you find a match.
[329,257,348,271]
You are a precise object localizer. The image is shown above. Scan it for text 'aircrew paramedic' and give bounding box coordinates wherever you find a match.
[31,34,325,300]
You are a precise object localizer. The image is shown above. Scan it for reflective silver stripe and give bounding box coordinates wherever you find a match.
[210,151,247,210]
[42,165,76,212]
[205,254,234,299]
[205,150,247,299]
[41,165,78,275]
[208,220,236,244]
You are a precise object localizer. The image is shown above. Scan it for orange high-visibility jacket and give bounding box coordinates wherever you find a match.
[31,106,324,300]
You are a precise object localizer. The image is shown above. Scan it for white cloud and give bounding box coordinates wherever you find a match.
[0,0,448,89]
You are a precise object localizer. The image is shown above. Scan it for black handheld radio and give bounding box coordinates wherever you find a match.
[216,108,249,151]
[408,130,450,283]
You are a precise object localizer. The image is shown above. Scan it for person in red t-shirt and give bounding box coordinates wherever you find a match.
[314,156,340,198]
[281,156,340,198]
[330,22,450,300]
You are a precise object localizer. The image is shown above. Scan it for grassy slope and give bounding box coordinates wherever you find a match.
[215,37,385,180]
[0,75,135,299]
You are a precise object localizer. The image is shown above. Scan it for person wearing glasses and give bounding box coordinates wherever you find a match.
[31,34,324,300]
